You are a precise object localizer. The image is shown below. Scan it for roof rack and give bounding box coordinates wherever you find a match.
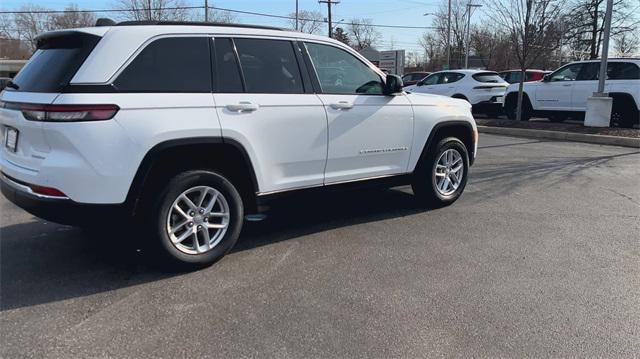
[114,20,283,31]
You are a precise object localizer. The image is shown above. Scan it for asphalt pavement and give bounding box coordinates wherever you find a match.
[1,134,639,358]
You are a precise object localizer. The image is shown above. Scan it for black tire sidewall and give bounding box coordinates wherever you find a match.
[152,170,244,268]
[413,137,469,206]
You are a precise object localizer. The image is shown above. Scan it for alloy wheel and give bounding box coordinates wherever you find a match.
[433,149,464,196]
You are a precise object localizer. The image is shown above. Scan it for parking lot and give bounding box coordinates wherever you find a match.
[1,133,639,358]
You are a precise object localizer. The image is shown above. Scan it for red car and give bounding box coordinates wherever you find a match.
[499,69,551,84]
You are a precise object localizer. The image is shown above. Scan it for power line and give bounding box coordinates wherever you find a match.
[0,5,438,30]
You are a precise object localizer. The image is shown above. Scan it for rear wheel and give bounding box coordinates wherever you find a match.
[610,96,639,128]
[412,137,469,207]
[504,94,532,121]
[148,170,243,270]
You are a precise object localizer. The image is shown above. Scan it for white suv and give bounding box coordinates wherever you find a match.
[0,22,477,268]
[503,59,640,127]
[404,70,509,117]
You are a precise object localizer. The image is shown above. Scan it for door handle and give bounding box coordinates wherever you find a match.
[562,84,572,87]
[225,101,259,112]
[330,101,354,110]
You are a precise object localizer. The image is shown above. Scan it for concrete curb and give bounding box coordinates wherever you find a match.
[477,125,640,148]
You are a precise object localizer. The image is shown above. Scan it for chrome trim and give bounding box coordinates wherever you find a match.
[256,173,407,196]
[0,173,70,200]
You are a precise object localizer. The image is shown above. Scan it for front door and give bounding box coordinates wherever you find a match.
[304,42,413,184]
[535,63,583,111]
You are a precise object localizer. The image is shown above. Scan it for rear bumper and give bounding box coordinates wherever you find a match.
[472,99,503,114]
[1,172,125,225]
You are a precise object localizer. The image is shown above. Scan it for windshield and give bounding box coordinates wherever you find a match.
[9,32,100,93]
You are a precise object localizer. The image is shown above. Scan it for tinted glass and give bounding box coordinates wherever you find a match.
[577,63,599,80]
[10,33,100,92]
[608,62,639,80]
[550,64,582,81]
[423,73,440,85]
[472,72,503,83]
[214,38,243,93]
[305,42,384,95]
[115,37,211,92]
[441,72,464,84]
[234,38,303,94]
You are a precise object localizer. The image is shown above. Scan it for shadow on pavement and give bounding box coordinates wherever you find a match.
[0,187,424,311]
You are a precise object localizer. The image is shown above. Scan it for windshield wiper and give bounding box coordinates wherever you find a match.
[6,80,19,90]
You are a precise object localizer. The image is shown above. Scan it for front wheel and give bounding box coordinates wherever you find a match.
[412,137,469,207]
[149,170,244,270]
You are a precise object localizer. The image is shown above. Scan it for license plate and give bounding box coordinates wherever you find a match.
[495,96,504,104]
[5,127,18,152]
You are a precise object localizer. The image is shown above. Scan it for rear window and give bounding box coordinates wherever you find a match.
[9,32,100,93]
[114,37,211,92]
[472,72,504,83]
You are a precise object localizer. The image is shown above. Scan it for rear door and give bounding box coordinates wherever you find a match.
[213,37,328,193]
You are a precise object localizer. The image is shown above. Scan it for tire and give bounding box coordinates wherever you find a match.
[610,96,640,128]
[148,170,244,270]
[484,108,502,118]
[504,94,532,121]
[412,137,469,207]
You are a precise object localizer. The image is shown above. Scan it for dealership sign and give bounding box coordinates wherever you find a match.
[379,50,405,75]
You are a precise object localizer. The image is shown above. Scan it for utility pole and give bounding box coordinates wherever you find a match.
[464,2,482,69]
[319,0,340,38]
[447,0,451,69]
[147,0,152,20]
[295,0,299,30]
[204,0,208,22]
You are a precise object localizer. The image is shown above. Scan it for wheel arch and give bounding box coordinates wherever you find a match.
[609,92,638,110]
[125,137,259,215]
[452,93,468,101]
[414,121,476,171]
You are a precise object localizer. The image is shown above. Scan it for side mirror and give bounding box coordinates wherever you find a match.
[384,74,403,95]
[416,80,424,86]
[542,74,551,82]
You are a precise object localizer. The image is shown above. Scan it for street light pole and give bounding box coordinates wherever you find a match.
[597,0,613,95]
[295,0,299,31]
[204,0,208,22]
[464,3,482,69]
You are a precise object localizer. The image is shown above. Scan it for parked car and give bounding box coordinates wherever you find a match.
[402,71,431,86]
[499,69,550,84]
[0,21,477,269]
[503,59,640,127]
[0,78,12,91]
[404,70,509,117]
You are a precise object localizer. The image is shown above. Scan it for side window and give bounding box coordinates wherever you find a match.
[550,64,582,82]
[608,62,640,80]
[115,37,211,92]
[305,42,384,95]
[577,63,599,81]
[443,72,464,84]
[213,38,243,93]
[423,73,440,85]
[234,38,304,94]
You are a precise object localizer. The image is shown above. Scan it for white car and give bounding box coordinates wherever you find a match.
[0,21,477,269]
[404,70,509,117]
[503,59,640,127]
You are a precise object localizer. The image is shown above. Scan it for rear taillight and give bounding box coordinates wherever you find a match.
[1,101,119,122]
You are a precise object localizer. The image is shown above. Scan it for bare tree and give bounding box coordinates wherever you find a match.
[418,32,444,71]
[431,0,468,69]
[114,0,191,21]
[489,0,562,121]
[204,8,236,23]
[288,10,323,34]
[564,0,638,59]
[12,4,52,50]
[50,4,96,29]
[614,31,639,56]
[348,18,380,51]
